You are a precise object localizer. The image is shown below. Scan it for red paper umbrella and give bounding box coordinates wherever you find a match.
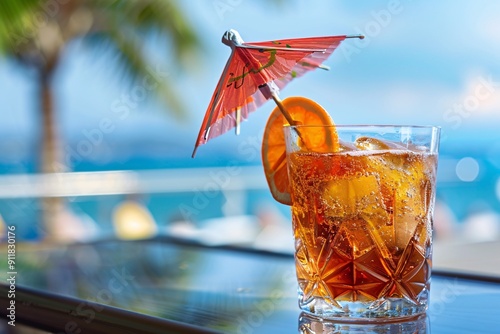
[192,29,362,157]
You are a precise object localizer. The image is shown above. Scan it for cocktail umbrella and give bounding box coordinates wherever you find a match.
[192,29,363,157]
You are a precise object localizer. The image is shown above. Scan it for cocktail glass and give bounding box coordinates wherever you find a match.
[284,125,440,320]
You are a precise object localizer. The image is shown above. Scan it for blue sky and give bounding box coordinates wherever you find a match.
[1,0,500,164]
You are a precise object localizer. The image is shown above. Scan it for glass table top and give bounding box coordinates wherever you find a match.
[1,237,500,333]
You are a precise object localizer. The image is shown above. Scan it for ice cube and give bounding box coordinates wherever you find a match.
[322,174,382,217]
[355,137,405,151]
[384,154,435,251]
[338,139,358,152]
[322,175,395,265]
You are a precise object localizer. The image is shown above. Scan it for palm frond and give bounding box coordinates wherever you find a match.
[96,29,187,119]
[0,0,41,55]
[80,0,202,118]
[1,0,202,118]
[89,0,200,60]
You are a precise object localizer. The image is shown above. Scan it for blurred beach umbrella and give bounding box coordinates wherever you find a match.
[112,199,157,240]
[0,0,199,240]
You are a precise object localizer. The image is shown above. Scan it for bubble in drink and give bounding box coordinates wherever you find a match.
[288,140,437,314]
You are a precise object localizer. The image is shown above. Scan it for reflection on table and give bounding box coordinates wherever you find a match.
[1,237,500,333]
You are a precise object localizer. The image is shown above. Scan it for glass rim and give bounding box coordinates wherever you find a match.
[285,124,441,130]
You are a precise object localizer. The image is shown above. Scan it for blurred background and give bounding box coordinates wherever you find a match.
[0,0,499,249]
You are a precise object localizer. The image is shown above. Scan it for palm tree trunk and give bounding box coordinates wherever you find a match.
[40,68,64,241]
[40,72,59,174]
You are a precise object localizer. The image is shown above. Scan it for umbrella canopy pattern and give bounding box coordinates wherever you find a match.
[193,29,360,156]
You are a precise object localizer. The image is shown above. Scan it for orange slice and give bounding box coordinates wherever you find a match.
[261,96,338,205]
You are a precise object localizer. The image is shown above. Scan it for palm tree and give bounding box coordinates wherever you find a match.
[0,0,200,240]
[1,0,199,173]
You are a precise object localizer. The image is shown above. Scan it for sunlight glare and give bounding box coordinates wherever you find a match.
[455,157,479,182]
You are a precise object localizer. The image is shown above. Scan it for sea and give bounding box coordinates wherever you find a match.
[0,138,499,242]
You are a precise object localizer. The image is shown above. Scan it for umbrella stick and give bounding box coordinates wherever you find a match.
[270,92,296,126]
[270,92,307,144]
[346,34,365,40]
[235,108,241,135]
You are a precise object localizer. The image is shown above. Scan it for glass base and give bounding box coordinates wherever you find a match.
[299,312,429,333]
[299,293,428,321]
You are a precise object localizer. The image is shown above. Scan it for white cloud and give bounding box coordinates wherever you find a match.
[442,72,500,122]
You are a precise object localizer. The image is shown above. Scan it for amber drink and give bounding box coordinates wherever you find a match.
[284,125,440,320]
